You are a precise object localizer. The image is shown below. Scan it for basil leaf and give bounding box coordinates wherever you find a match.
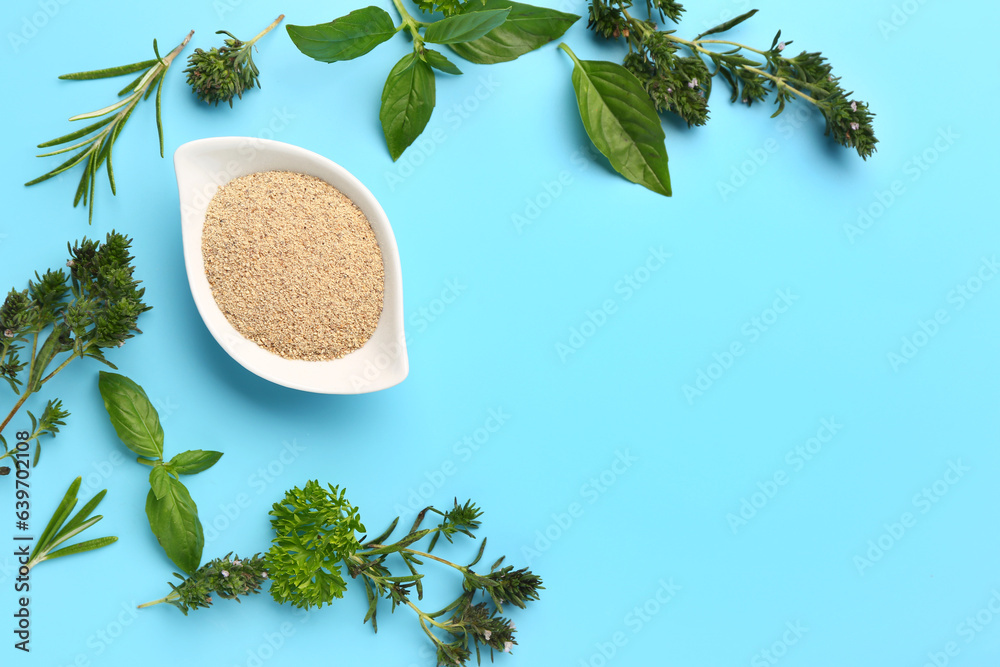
[559,44,672,197]
[422,48,463,75]
[145,478,203,575]
[380,53,436,161]
[98,371,164,460]
[423,9,510,45]
[149,465,170,500]
[287,7,397,63]
[168,450,224,475]
[449,0,579,64]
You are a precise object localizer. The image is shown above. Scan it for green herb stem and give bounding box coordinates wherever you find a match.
[698,38,769,56]
[740,64,820,105]
[391,0,425,45]
[357,542,468,573]
[0,391,31,436]
[404,598,452,630]
[37,348,80,386]
[137,593,177,609]
[246,14,285,49]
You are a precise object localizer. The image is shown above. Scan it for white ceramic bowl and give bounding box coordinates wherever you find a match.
[174,137,408,394]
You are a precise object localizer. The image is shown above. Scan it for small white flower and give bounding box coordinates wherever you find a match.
[851,101,858,112]
[666,87,673,93]
[850,122,860,130]
[66,260,75,267]
[777,42,785,51]
[508,621,516,630]
[262,572,268,579]
[503,642,513,653]
[687,78,698,89]
[483,630,492,641]
[221,570,230,578]
[233,559,242,566]
[3,329,13,338]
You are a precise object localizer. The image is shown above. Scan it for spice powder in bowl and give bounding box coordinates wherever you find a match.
[201,171,385,361]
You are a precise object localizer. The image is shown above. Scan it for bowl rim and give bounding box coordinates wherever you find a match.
[174,136,408,394]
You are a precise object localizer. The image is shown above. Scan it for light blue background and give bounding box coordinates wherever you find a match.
[2,1,998,666]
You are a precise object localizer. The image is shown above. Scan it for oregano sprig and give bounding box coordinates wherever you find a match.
[25,32,194,223]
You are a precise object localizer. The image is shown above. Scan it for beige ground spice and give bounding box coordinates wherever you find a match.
[202,171,384,361]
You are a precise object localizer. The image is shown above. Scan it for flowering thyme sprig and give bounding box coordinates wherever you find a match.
[142,484,543,667]
[184,15,284,107]
[351,499,543,666]
[138,553,268,614]
[591,1,878,158]
[0,232,149,472]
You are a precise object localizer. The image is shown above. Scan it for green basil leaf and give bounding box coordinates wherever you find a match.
[168,450,224,475]
[380,53,436,161]
[449,0,579,64]
[559,44,671,197]
[422,48,463,75]
[98,371,164,460]
[423,8,510,45]
[145,478,203,575]
[149,465,170,500]
[287,7,397,63]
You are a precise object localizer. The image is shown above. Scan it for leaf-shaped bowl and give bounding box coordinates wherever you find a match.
[174,137,408,394]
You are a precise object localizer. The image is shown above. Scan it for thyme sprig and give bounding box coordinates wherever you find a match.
[138,554,268,614]
[184,15,284,107]
[589,1,877,158]
[143,484,542,667]
[25,31,193,223]
[350,499,543,666]
[0,232,149,473]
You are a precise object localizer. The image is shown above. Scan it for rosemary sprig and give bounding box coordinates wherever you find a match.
[185,15,284,107]
[27,477,117,571]
[25,31,194,224]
